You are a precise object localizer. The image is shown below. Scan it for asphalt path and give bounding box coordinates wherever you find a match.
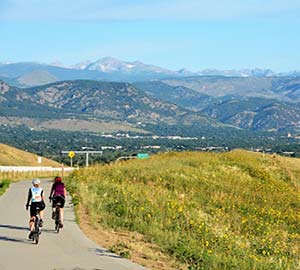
[0,179,147,270]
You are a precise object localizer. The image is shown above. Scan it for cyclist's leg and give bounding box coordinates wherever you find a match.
[38,202,45,226]
[29,204,36,230]
[60,196,65,224]
[52,196,58,219]
[28,205,36,239]
[39,209,44,220]
[39,210,44,226]
[60,208,64,224]
[29,216,35,231]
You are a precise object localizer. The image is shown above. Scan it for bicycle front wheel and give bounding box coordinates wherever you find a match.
[33,232,39,244]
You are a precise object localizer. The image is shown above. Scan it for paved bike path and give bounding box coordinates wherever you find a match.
[0,180,147,270]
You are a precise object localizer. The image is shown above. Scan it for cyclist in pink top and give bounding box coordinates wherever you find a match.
[49,176,66,228]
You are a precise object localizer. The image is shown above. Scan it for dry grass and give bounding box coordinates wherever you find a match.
[0,143,60,166]
[0,142,66,184]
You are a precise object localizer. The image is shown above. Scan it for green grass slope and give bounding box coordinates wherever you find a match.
[66,150,300,270]
[0,179,10,196]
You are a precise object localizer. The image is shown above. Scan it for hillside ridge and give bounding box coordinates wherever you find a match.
[0,143,61,166]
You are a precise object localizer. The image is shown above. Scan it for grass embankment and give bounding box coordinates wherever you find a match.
[0,143,60,166]
[66,150,300,270]
[0,142,64,183]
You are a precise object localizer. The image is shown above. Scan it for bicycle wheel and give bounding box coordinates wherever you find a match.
[55,222,60,233]
[34,216,40,244]
[55,207,60,233]
[34,232,39,244]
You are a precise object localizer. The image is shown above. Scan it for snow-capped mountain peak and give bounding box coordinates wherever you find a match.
[72,60,92,70]
[83,57,175,75]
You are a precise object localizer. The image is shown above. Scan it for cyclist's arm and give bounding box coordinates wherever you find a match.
[41,190,45,202]
[49,184,54,198]
[63,186,67,197]
[26,189,32,206]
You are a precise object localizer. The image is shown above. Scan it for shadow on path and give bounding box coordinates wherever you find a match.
[0,224,57,234]
[0,224,28,231]
[90,248,122,259]
[0,235,30,244]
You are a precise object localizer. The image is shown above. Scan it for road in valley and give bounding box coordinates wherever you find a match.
[0,180,147,270]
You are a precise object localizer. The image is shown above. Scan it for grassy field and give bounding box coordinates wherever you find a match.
[66,150,300,270]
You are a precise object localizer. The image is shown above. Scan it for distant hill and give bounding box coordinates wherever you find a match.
[0,143,61,166]
[201,98,300,132]
[162,76,300,102]
[17,70,58,87]
[0,62,105,87]
[134,79,300,132]
[0,80,220,134]
[133,81,218,111]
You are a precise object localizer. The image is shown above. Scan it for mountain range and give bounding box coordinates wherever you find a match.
[1,57,300,88]
[134,79,300,132]
[1,76,300,134]
[0,80,222,135]
[1,57,300,135]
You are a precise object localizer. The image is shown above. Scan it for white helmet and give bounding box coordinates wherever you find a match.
[32,179,40,185]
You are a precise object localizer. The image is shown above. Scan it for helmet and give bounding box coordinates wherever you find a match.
[32,179,40,185]
[54,176,62,182]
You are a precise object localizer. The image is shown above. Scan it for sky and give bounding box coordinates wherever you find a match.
[0,0,300,72]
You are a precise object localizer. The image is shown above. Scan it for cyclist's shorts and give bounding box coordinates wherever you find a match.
[52,195,65,208]
[30,201,45,217]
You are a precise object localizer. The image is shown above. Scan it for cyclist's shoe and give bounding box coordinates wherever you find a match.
[59,222,63,228]
[39,219,44,227]
[52,212,56,220]
[28,231,33,240]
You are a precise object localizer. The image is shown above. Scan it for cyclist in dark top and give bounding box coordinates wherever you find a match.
[49,176,66,228]
[25,179,45,239]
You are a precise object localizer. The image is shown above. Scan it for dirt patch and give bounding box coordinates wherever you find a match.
[76,205,185,270]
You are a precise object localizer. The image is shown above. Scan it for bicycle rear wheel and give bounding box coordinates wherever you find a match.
[55,207,60,233]
[33,216,40,244]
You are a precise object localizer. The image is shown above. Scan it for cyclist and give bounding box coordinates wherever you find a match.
[25,179,45,240]
[49,176,66,228]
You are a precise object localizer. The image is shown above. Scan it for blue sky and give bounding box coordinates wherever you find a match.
[0,0,300,72]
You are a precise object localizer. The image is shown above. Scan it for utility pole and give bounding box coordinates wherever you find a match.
[86,152,89,167]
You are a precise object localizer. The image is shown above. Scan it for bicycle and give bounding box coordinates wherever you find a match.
[50,196,64,233]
